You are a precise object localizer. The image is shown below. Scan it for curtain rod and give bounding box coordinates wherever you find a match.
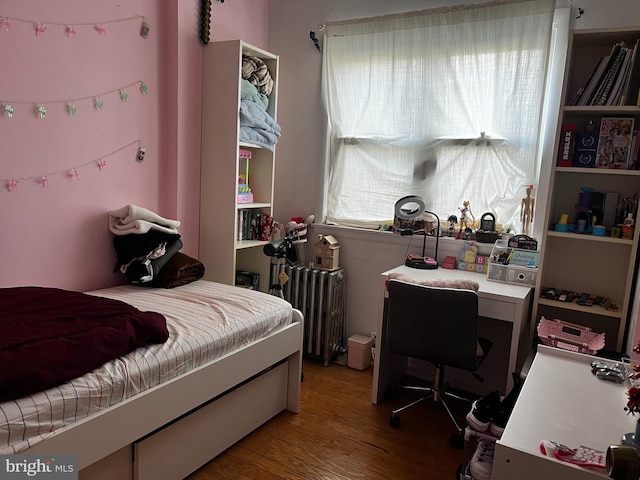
[323,0,555,28]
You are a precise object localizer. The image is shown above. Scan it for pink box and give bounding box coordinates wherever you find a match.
[237,193,253,204]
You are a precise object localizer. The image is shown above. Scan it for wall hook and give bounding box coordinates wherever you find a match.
[310,31,321,52]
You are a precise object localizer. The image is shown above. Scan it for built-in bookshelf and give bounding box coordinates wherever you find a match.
[200,41,279,293]
[532,27,640,352]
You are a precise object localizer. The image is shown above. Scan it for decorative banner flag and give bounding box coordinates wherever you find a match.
[2,140,144,192]
[0,80,148,118]
[0,14,148,38]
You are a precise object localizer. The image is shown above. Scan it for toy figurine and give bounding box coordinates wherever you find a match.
[447,215,457,237]
[456,201,475,239]
[521,185,534,235]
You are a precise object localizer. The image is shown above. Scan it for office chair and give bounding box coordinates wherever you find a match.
[385,278,492,445]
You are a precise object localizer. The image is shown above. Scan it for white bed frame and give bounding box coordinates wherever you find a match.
[25,309,303,480]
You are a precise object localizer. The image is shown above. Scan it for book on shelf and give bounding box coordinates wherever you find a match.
[573,131,598,168]
[607,47,633,106]
[630,129,640,170]
[557,123,576,166]
[237,210,273,242]
[574,55,610,106]
[622,38,640,106]
[579,43,622,106]
[596,117,635,169]
[571,38,640,106]
[569,55,608,106]
[592,43,627,106]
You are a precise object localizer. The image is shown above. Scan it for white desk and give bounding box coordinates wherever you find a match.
[372,265,533,404]
[493,345,635,479]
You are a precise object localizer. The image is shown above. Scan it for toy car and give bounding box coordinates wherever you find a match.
[595,369,625,383]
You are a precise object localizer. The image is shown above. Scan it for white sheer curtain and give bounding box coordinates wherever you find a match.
[324,0,556,232]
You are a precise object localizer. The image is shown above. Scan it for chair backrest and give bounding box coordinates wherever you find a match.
[385,279,480,372]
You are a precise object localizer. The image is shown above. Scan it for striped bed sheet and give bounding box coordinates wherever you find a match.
[0,280,293,454]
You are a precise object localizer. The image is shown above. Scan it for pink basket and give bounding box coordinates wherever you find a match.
[537,317,605,355]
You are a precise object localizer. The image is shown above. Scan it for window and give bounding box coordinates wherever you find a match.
[323,0,556,233]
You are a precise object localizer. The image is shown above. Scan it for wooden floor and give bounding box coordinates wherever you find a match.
[187,358,472,480]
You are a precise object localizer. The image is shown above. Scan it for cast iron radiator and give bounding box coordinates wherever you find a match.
[283,266,346,366]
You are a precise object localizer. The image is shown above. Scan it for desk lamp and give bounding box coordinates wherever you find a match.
[394,196,440,269]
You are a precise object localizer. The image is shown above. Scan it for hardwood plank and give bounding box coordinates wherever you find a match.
[187,359,472,480]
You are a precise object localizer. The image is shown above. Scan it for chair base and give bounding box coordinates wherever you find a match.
[388,364,473,445]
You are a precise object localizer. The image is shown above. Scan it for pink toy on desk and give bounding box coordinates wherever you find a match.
[537,317,605,355]
[442,256,457,269]
[405,253,438,269]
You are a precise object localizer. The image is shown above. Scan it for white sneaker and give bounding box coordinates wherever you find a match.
[469,440,495,480]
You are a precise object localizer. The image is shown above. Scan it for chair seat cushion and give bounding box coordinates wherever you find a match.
[387,272,479,292]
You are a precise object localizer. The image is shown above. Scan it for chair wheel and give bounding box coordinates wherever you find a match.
[390,414,400,427]
[449,432,464,449]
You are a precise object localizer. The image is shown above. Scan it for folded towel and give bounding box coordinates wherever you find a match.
[151,252,206,288]
[109,204,180,236]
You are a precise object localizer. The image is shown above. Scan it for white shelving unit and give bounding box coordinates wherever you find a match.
[200,40,279,292]
[532,27,640,352]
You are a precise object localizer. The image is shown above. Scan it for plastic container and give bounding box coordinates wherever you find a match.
[348,335,372,370]
[487,241,539,286]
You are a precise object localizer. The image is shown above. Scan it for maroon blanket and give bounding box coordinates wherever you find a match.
[0,286,169,402]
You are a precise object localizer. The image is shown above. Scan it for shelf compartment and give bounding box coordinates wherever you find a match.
[546,230,634,245]
[239,141,271,149]
[236,239,268,250]
[237,202,271,210]
[535,301,621,351]
[563,106,640,115]
[540,235,631,303]
[547,172,640,234]
[555,166,640,176]
[537,298,621,319]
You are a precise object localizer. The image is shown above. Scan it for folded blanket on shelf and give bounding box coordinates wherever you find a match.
[240,126,279,151]
[109,204,180,236]
[242,55,274,96]
[241,79,269,111]
[239,100,281,150]
[151,252,206,288]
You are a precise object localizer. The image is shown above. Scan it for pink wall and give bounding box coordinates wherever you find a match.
[0,0,268,291]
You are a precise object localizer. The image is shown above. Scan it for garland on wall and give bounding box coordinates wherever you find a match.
[1,80,148,118]
[2,139,145,192]
[0,14,150,38]
[1,13,151,192]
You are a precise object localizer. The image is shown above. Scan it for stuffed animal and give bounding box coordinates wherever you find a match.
[285,214,315,239]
